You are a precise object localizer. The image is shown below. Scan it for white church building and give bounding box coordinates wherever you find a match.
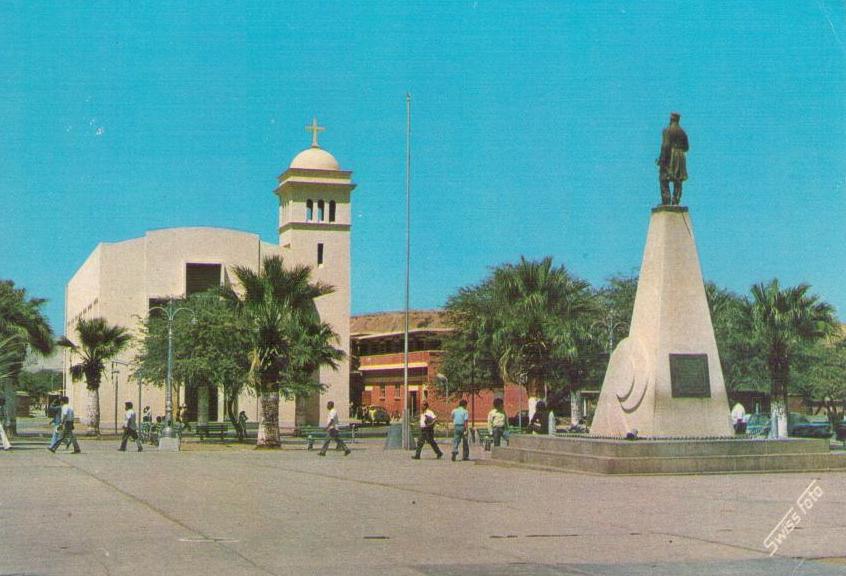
[64,121,355,430]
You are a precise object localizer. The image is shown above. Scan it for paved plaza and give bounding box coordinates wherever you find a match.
[2,435,846,576]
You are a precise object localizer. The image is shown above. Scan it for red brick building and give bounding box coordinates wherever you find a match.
[350,310,526,424]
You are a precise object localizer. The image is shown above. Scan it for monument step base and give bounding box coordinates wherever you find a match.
[489,437,846,475]
[509,434,833,458]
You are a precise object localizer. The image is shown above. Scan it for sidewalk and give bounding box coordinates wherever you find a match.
[2,437,845,575]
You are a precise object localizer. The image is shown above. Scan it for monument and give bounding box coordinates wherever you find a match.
[591,112,731,437]
[488,115,846,473]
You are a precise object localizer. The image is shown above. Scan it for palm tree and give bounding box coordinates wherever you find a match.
[748,279,837,438]
[58,317,131,435]
[490,257,597,421]
[0,280,54,434]
[224,255,344,448]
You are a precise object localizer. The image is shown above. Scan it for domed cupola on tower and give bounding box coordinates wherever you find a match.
[275,117,356,252]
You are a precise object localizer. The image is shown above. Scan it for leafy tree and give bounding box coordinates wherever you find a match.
[705,283,768,397]
[135,291,251,430]
[0,280,54,433]
[18,369,61,406]
[792,336,846,426]
[59,317,131,435]
[440,280,503,398]
[492,257,597,419]
[595,275,638,351]
[441,257,598,421]
[747,280,837,438]
[223,256,344,448]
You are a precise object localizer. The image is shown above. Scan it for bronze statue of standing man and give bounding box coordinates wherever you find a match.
[657,112,689,205]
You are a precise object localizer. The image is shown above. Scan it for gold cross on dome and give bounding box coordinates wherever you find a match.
[306,117,325,147]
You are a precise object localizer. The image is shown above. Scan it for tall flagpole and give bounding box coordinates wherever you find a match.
[402,92,412,450]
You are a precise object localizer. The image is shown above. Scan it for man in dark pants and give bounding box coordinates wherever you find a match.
[318,401,350,456]
[413,401,443,460]
[48,396,81,454]
[119,401,143,452]
[450,399,470,461]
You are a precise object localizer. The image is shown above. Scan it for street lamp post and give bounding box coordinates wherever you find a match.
[402,92,413,450]
[111,359,132,435]
[148,299,195,451]
[111,362,120,434]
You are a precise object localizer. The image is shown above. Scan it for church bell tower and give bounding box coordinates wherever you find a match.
[274,118,356,426]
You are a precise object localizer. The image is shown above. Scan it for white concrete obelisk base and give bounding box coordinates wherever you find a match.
[591,206,733,437]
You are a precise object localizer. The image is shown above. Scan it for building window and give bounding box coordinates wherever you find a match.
[186,263,222,296]
[329,200,336,222]
[394,385,401,400]
[306,199,313,221]
[379,385,386,400]
[317,243,324,267]
[317,200,325,222]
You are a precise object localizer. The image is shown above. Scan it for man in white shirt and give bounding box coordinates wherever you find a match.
[48,396,81,453]
[318,400,351,456]
[119,401,143,452]
[412,401,443,460]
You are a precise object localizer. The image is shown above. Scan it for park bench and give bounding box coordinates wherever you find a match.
[197,422,229,441]
[294,425,357,449]
[243,422,259,439]
[475,427,520,451]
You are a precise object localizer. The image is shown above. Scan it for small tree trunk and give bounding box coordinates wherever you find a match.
[88,387,100,436]
[770,398,788,439]
[197,385,210,427]
[256,390,280,448]
[570,389,582,426]
[225,389,239,428]
[3,375,17,435]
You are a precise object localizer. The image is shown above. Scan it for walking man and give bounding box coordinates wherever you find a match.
[487,397,508,447]
[237,410,249,442]
[0,398,11,450]
[450,399,470,461]
[413,401,443,460]
[318,401,350,456]
[48,396,81,453]
[118,401,143,452]
[47,397,64,448]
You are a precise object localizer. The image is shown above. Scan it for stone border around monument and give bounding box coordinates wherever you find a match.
[488,434,846,475]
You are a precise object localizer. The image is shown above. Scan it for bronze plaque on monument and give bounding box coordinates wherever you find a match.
[669,353,711,398]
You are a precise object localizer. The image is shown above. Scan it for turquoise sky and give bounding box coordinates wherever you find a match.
[1,1,844,333]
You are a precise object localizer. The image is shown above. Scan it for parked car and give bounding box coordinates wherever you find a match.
[788,413,832,438]
[744,413,832,438]
[835,419,846,442]
[361,405,391,426]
